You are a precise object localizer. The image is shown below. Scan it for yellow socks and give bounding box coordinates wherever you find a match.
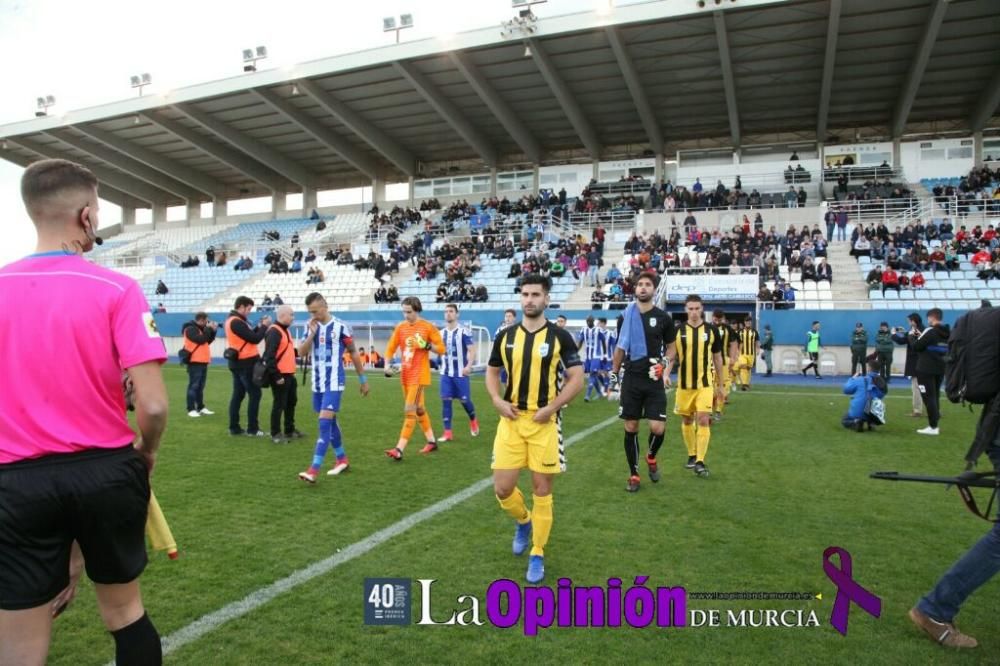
[696,425,711,463]
[681,422,697,457]
[497,487,529,523]
[530,494,553,557]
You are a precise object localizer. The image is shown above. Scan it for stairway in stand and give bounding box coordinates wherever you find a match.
[824,240,870,307]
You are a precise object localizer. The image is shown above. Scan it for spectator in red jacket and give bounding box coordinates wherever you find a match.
[882,267,900,294]
[912,271,926,289]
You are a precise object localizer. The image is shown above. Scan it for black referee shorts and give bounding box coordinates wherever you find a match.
[618,373,668,422]
[0,445,150,610]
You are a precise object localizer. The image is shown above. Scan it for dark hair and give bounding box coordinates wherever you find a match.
[598,317,607,323]
[195,311,208,321]
[505,308,517,317]
[812,320,820,326]
[556,314,567,321]
[21,159,98,217]
[234,296,254,309]
[636,271,658,287]
[520,273,551,293]
[684,294,702,304]
[402,296,422,312]
[445,303,459,313]
[305,292,325,306]
[712,309,725,319]
[927,307,943,320]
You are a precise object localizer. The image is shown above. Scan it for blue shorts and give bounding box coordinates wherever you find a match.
[601,359,612,372]
[440,375,471,400]
[313,390,343,413]
[585,359,603,373]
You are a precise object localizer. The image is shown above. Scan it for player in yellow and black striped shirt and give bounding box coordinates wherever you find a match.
[667,295,724,477]
[486,274,584,585]
[735,319,760,391]
[711,310,740,420]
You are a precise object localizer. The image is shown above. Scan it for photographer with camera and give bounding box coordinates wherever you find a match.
[892,313,924,418]
[841,354,887,431]
[224,296,271,437]
[181,312,218,418]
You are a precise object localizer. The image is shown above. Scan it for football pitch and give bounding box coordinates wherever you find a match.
[50,366,999,665]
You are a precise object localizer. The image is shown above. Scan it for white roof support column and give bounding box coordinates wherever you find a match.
[605,27,663,153]
[295,79,416,177]
[251,87,379,180]
[713,11,741,149]
[9,137,169,205]
[140,111,288,193]
[891,0,949,138]
[448,51,542,163]
[44,128,207,203]
[393,60,498,166]
[68,124,227,200]
[816,0,842,141]
[174,103,317,190]
[526,38,602,158]
[969,65,1000,134]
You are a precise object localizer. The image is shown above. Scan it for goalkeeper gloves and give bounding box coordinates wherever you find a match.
[412,333,429,350]
[607,372,621,394]
[648,358,666,381]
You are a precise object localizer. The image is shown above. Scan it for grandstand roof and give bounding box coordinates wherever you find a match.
[1,0,997,209]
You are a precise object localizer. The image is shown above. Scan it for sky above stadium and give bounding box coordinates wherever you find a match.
[0,0,623,265]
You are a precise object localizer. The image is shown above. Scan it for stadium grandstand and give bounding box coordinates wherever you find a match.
[0,0,998,375]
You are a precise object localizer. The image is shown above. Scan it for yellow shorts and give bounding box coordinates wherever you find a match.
[739,355,755,371]
[401,384,427,409]
[674,388,715,416]
[718,365,733,391]
[491,412,564,474]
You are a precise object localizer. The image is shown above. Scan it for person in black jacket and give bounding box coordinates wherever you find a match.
[182,313,218,417]
[910,308,950,436]
[225,296,271,436]
[892,312,924,418]
[262,305,304,443]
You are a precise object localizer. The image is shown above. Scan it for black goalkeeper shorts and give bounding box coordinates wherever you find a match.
[618,373,667,422]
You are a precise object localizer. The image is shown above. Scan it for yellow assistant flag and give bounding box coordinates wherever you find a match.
[146,491,178,560]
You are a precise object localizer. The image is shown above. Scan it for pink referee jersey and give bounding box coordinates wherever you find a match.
[0,252,167,463]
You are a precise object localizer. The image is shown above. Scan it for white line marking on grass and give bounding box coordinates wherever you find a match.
[156,413,620,659]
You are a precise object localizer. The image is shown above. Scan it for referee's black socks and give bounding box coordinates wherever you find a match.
[648,432,664,460]
[112,612,162,666]
[624,432,640,476]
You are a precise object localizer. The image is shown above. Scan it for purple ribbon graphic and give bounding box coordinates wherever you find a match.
[823,546,882,636]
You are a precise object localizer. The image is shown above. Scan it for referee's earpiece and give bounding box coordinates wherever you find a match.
[80,205,103,246]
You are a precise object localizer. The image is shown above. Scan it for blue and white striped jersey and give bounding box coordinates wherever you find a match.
[311,318,353,392]
[577,326,608,362]
[440,325,474,377]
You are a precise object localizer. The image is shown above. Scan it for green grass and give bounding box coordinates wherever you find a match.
[46,368,1000,664]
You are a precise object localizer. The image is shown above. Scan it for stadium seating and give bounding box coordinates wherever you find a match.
[203,264,380,311]
[139,264,266,312]
[857,261,1000,310]
[368,255,577,311]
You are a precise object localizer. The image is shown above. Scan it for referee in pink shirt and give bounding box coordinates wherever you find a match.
[0,159,168,665]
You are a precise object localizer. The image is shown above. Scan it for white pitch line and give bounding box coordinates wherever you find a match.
[156,413,620,659]
[718,389,920,401]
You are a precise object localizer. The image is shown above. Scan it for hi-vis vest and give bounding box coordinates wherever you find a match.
[225,315,260,361]
[183,324,211,364]
[269,324,296,374]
